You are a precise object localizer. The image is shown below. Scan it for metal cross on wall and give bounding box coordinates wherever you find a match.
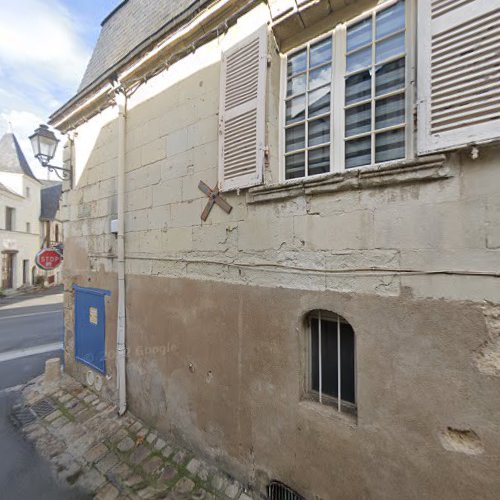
[198,181,233,221]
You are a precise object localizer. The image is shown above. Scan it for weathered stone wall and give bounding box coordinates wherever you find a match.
[60,3,500,498]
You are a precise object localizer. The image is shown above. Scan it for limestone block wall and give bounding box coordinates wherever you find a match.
[59,4,500,498]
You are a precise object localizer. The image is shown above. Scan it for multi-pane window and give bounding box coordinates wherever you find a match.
[308,311,356,414]
[345,0,406,168]
[285,37,333,179]
[283,0,408,180]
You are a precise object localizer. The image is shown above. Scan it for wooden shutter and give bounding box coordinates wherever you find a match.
[219,26,267,192]
[417,0,500,154]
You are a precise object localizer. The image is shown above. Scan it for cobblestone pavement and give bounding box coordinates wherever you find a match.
[15,375,260,500]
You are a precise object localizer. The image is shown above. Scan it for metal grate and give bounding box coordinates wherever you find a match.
[267,481,304,500]
[11,406,36,427]
[31,399,56,418]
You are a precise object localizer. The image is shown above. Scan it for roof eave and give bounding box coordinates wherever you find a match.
[49,0,260,132]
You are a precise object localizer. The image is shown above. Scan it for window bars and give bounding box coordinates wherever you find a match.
[310,311,356,414]
[268,481,305,500]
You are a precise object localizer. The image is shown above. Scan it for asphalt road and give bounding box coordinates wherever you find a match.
[0,287,83,499]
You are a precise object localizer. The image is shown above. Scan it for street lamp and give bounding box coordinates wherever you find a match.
[29,124,71,182]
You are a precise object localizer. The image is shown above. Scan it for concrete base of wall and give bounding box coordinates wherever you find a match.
[64,272,500,499]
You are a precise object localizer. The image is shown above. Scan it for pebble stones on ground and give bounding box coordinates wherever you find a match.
[17,374,260,499]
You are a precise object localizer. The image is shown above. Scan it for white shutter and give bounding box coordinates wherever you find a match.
[218,26,267,192]
[417,0,500,154]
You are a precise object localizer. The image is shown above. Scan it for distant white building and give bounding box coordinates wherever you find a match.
[0,132,63,290]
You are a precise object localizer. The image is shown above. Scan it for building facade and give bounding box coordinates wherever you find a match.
[0,132,42,290]
[51,1,500,498]
[40,182,64,285]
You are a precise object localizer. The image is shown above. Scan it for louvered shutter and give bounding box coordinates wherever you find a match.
[417,0,500,154]
[219,26,267,191]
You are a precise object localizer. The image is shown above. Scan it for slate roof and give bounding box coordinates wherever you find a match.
[78,0,215,93]
[0,133,37,180]
[40,183,62,221]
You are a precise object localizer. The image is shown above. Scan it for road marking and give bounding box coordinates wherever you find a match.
[0,293,63,311]
[0,343,62,363]
[0,309,62,321]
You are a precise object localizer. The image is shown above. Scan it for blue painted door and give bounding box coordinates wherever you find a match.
[73,285,111,374]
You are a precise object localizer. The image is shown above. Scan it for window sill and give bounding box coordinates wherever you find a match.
[247,155,449,204]
[298,399,358,426]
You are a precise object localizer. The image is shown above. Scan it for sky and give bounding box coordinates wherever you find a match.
[0,0,123,179]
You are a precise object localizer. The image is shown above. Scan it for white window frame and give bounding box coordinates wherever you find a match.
[306,310,357,416]
[279,0,416,182]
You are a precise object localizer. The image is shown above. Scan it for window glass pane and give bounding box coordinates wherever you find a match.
[308,147,330,176]
[376,32,405,63]
[308,117,330,147]
[375,128,405,162]
[321,319,338,398]
[308,86,331,117]
[285,152,306,179]
[345,103,371,137]
[376,0,405,40]
[375,94,405,129]
[310,37,332,67]
[309,64,331,90]
[346,70,371,105]
[286,124,305,152]
[347,17,372,52]
[286,95,306,124]
[287,49,307,77]
[376,57,405,96]
[347,46,371,73]
[340,323,356,404]
[287,74,306,97]
[346,136,371,168]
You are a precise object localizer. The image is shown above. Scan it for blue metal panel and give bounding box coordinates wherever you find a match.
[73,285,111,374]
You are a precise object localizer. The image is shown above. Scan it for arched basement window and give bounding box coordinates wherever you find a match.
[308,310,356,414]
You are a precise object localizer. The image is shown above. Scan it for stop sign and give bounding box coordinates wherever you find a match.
[35,248,63,271]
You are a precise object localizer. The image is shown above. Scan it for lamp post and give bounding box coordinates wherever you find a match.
[29,124,71,182]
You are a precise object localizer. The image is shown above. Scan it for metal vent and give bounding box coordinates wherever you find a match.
[11,406,36,427]
[267,481,304,500]
[32,399,56,418]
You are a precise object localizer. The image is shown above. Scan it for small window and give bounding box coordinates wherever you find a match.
[307,311,356,414]
[26,222,31,233]
[5,207,15,231]
[25,187,30,198]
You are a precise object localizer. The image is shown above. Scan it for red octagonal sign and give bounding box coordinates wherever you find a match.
[35,248,63,271]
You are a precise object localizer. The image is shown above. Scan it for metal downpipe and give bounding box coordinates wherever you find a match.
[116,90,127,416]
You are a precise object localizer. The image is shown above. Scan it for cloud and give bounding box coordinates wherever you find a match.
[0,0,90,90]
[0,109,63,180]
[0,0,93,179]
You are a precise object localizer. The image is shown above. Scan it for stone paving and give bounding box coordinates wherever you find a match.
[15,374,260,500]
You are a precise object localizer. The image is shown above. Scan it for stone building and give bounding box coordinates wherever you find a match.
[0,132,42,289]
[50,0,500,498]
